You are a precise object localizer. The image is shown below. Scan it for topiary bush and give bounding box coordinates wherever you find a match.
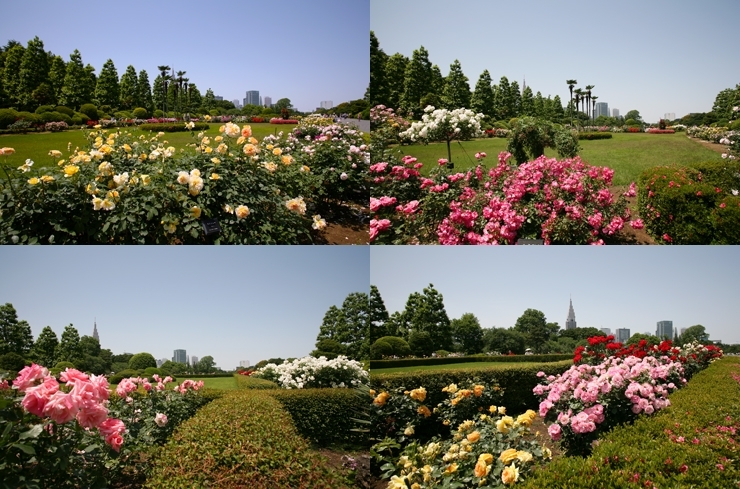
[132,107,149,119]
[128,352,157,370]
[0,108,19,129]
[55,105,74,117]
[371,336,412,360]
[507,117,580,164]
[108,369,140,384]
[138,122,210,133]
[50,360,76,377]
[0,352,26,374]
[578,132,613,140]
[35,105,55,114]
[79,103,98,120]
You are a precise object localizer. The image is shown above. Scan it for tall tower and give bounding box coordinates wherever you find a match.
[93,318,99,342]
[565,297,577,330]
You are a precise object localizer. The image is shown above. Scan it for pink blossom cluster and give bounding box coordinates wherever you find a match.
[534,356,685,442]
[174,379,204,394]
[12,364,126,451]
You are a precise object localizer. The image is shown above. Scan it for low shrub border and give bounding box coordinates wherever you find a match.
[138,122,210,132]
[370,353,572,370]
[234,374,278,389]
[578,132,613,140]
[521,357,740,488]
[270,118,299,124]
[145,390,350,489]
[371,360,573,414]
[647,128,676,134]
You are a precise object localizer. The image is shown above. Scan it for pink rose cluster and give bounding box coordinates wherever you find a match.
[13,364,126,452]
[175,378,204,394]
[534,356,685,445]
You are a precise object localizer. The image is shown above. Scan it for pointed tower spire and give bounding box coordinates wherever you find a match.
[566,297,577,330]
[93,318,99,342]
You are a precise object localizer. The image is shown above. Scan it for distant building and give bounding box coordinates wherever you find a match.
[239,360,250,368]
[92,319,99,342]
[232,99,241,109]
[156,358,168,367]
[214,95,223,101]
[320,100,333,110]
[245,90,260,106]
[612,108,620,118]
[616,328,631,343]
[173,349,187,364]
[595,102,609,119]
[656,320,673,340]
[264,96,272,107]
[259,96,262,106]
[680,327,687,336]
[664,113,676,121]
[565,298,577,330]
[191,355,199,366]
[600,328,611,336]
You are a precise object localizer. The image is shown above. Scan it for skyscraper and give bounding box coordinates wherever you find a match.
[612,108,620,118]
[600,328,611,336]
[616,328,631,343]
[565,298,577,330]
[595,102,609,119]
[92,319,99,342]
[173,349,187,363]
[264,96,272,107]
[656,320,673,339]
[664,113,676,121]
[320,100,333,109]
[245,90,260,106]
[191,355,199,366]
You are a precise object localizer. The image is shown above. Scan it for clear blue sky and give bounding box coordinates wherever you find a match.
[0,246,370,370]
[371,246,740,344]
[1,0,369,112]
[371,0,740,123]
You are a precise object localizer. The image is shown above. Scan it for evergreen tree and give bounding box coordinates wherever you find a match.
[314,293,369,360]
[513,309,560,353]
[533,91,545,118]
[442,59,471,109]
[430,64,445,97]
[56,324,83,365]
[48,55,66,106]
[95,59,119,109]
[400,46,433,118]
[31,326,59,367]
[203,88,215,111]
[0,303,33,356]
[520,86,535,117]
[136,69,153,112]
[2,44,25,107]
[119,65,137,110]
[510,81,522,117]
[403,284,452,352]
[369,31,388,107]
[79,335,101,357]
[384,53,408,110]
[17,36,49,110]
[471,69,495,119]
[552,94,565,122]
[494,76,512,121]
[152,74,164,113]
[60,50,88,109]
[166,82,178,115]
[84,64,96,106]
[188,83,202,112]
[369,285,390,344]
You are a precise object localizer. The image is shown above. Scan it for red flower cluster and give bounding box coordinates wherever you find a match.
[237,369,255,376]
[250,117,265,123]
[647,129,676,134]
[626,127,641,133]
[269,118,299,124]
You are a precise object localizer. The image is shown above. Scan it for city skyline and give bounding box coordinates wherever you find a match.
[371,0,740,122]
[0,0,369,113]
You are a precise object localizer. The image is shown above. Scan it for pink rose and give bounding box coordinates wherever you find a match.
[77,403,109,429]
[59,368,89,385]
[155,413,168,427]
[43,391,79,424]
[98,417,125,438]
[13,364,49,392]
[21,385,51,417]
[548,423,562,440]
[105,433,124,452]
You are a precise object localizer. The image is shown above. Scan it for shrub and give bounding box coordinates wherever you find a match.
[15,111,41,125]
[35,105,55,114]
[0,352,26,373]
[50,360,75,376]
[128,353,157,371]
[234,374,279,389]
[132,107,149,119]
[152,109,164,118]
[55,105,75,117]
[79,103,98,120]
[143,367,163,378]
[45,121,69,132]
[371,354,572,370]
[255,355,368,389]
[72,113,88,126]
[109,369,140,384]
[578,132,613,140]
[372,336,412,359]
[144,390,350,489]
[693,160,740,192]
[710,195,740,244]
[270,388,368,447]
[506,117,580,163]
[138,122,210,132]
[647,128,675,134]
[0,108,18,129]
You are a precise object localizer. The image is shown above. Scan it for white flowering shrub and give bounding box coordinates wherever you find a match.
[400,106,484,144]
[256,355,369,389]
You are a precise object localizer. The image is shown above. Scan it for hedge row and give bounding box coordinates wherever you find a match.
[269,388,368,447]
[521,357,740,488]
[145,390,351,489]
[371,360,573,414]
[138,122,210,132]
[234,374,279,389]
[370,353,572,370]
[578,132,613,140]
[637,161,740,244]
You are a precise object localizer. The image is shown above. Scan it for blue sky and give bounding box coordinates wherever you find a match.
[371,246,740,344]
[0,246,370,370]
[371,0,740,123]
[1,0,369,113]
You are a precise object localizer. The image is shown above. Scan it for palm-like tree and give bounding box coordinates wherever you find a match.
[157,65,170,114]
[574,88,584,116]
[566,79,577,125]
[175,70,186,115]
[585,85,594,121]
[591,95,599,121]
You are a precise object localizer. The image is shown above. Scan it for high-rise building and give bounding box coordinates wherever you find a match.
[595,102,609,119]
[259,96,262,106]
[264,96,272,107]
[616,328,631,343]
[612,108,620,118]
[600,328,611,336]
[239,360,250,368]
[656,320,673,339]
[320,100,333,109]
[565,298,577,330]
[245,90,260,106]
[214,96,223,101]
[92,319,99,342]
[191,355,199,366]
[173,349,187,364]
[156,358,168,367]
[232,99,240,109]
[664,113,676,121]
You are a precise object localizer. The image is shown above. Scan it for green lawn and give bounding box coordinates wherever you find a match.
[390,132,723,186]
[0,122,295,170]
[185,375,239,390]
[370,361,563,375]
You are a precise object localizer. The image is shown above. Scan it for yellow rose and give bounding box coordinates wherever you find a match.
[48,150,62,157]
[300,165,310,172]
[63,165,80,177]
[417,405,431,418]
[211,157,221,165]
[373,392,390,407]
[101,198,115,211]
[443,383,458,394]
[499,448,518,465]
[474,385,485,397]
[204,146,213,154]
[388,475,407,489]
[369,390,376,397]
[235,205,250,220]
[498,406,507,415]
[139,153,147,161]
[223,204,234,214]
[190,206,202,219]
[404,426,414,436]
[248,136,258,145]
[474,459,490,478]
[141,175,151,186]
[501,464,519,485]
[214,136,223,142]
[28,177,40,185]
[0,147,16,155]
[236,136,246,145]
[40,175,54,183]
[516,450,533,464]
[272,147,282,156]
[210,173,220,180]
[266,144,274,150]
[243,144,257,156]
[496,419,510,434]
[281,155,293,165]
[543,447,552,459]
[123,144,132,152]
[444,463,458,474]
[409,387,426,402]
[466,431,480,443]
[478,453,494,465]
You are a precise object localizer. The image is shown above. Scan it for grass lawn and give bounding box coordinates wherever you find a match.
[370,361,565,375]
[389,132,723,186]
[185,375,239,390]
[0,122,295,170]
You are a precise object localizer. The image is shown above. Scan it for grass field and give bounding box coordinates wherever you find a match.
[0,122,296,169]
[370,361,562,375]
[185,375,239,390]
[389,132,723,186]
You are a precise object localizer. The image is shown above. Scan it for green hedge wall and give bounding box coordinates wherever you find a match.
[234,374,279,389]
[371,360,573,413]
[578,132,613,140]
[521,357,740,488]
[269,388,368,447]
[138,122,210,133]
[370,353,572,370]
[145,390,349,489]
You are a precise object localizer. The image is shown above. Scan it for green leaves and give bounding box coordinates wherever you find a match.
[17,424,42,440]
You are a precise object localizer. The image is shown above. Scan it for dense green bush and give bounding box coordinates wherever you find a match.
[371,336,412,360]
[371,360,572,414]
[234,374,279,389]
[269,388,368,447]
[128,352,157,370]
[578,132,613,140]
[152,109,164,118]
[35,105,55,114]
[507,117,580,164]
[138,122,210,132]
[133,107,149,119]
[710,195,740,244]
[145,390,350,488]
[50,360,76,376]
[72,112,89,125]
[15,111,41,125]
[521,357,740,488]
[0,108,18,129]
[79,103,98,120]
[55,105,74,117]
[370,353,572,369]
[0,352,26,373]
[109,369,140,384]
[693,160,740,192]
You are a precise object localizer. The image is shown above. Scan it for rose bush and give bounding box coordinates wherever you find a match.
[254,355,369,389]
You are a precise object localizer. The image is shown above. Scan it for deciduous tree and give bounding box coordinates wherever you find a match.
[451,313,484,354]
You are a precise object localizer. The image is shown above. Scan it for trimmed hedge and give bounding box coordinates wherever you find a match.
[371,360,573,414]
[145,390,350,489]
[370,353,572,370]
[578,132,613,140]
[269,388,368,447]
[138,122,210,133]
[235,374,279,389]
[521,357,740,488]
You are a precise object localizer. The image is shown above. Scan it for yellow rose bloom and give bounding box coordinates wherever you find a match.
[223,204,234,214]
[266,144,274,150]
[40,175,54,183]
[498,406,507,415]
[501,464,519,485]
[404,426,414,436]
[141,175,151,186]
[107,190,120,201]
[474,385,485,397]
[496,419,511,434]
[91,196,103,210]
[191,206,202,219]
[263,162,277,173]
[236,136,246,145]
[48,150,62,158]
[63,165,80,177]
[235,205,250,220]
[373,392,390,407]
[444,463,458,474]
[272,147,282,156]
[101,199,115,211]
[478,453,494,465]
[217,143,228,155]
[466,431,480,443]
[499,448,518,465]
[474,459,490,478]
[285,197,306,215]
[28,177,40,185]
[123,144,132,152]
[388,475,407,489]
[443,384,458,394]
[243,144,257,156]
[211,157,221,165]
[139,153,147,161]
[410,484,420,489]
[0,147,16,155]
[543,447,552,459]
[248,136,258,145]
[516,450,533,464]
[300,165,310,172]
[281,155,293,165]
[210,173,220,180]
[241,126,252,138]
[417,405,431,418]
[369,389,376,396]
[409,387,427,402]
[214,136,223,143]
